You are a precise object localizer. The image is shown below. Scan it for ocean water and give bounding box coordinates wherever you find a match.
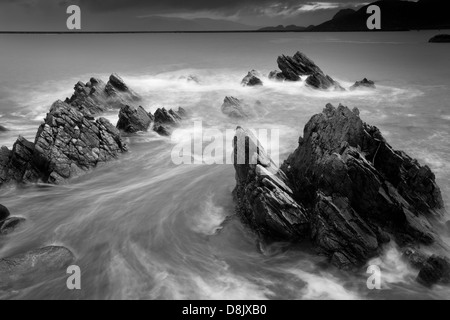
[0,31,449,300]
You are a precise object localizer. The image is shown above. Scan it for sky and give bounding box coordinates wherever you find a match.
[0,0,373,31]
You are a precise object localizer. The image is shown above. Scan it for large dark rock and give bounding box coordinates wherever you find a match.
[0,101,127,187]
[153,107,186,136]
[417,255,450,287]
[64,74,140,116]
[0,246,75,290]
[233,127,310,240]
[233,104,444,269]
[117,105,153,133]
[221,97,249,119]
[350,78,376,90]
[275,51,344,90]
[429,34,450,43]
[241,70,263,87]
[277,52,323,81]
[0,204,10,226]
[306,73,345,91]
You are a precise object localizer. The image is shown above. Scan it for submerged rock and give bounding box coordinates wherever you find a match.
[350,78,376,90]
[417,255,450,286]
[221,97,249,119]
[64,74,141,116]
[0,217,26,235]
[0,101,127,187]
[153,107,186,136]
[241,70,263,87]
[233,104,444,269]
[0,246,75,289]
[117,105,153,133]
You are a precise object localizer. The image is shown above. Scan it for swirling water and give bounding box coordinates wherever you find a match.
[0,31,449,300]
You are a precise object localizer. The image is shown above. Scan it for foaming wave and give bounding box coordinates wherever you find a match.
[190,194,225,236]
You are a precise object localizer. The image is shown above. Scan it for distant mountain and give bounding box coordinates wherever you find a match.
[135,16,255,31]
[258,25,310,31]
[312,0,450,31]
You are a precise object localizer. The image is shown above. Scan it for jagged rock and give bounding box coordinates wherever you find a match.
[0,125,7,132]
[221,97,249,119]
[0,101,127,187]
[0,246,75,290]
[277,52,323,81]
[350,78,376,90]
[306,73,345,91]
[0,217,26,235]
[153,107,186,136]
[233,104,444,269]
[117,105,153,133]
[233,127,310,240]
[417,255,450,286]
[268,70,286,81]
[241,70,263,87]
[0,204,10,226]
[64,74,140,116]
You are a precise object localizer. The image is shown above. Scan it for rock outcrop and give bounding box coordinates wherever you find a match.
[117,105,153,133]
[0,101,127,187]
[241,70,263,87]
[233,104,444,270]
[64,74,140,116]
[274,51,344,90]
[350,78,376,90]
[221,97,249,119]
[153,107,186,136]
[0,246,75,290]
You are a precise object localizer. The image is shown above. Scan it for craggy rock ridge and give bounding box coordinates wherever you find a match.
[241,70,263,87]
[221,96,249,119]
[350,78,376,90]
[273,52,344,91]
[64,74,141,116]
[233,104,445,273]
[0,100,127,187]
[117,105,154,133]
[153,107,187,136]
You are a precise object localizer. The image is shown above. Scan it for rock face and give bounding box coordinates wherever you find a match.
[350,78,376,90]
[117,105,153,133]
[0,100,127,187]
[64,74,140,116]
[241,70,263,87]
[275,51,344,90]
[153,107,186,136]
[0,246,75,289]
[429,34,450,43]
[221,97,249,119]
[233,104,444,269]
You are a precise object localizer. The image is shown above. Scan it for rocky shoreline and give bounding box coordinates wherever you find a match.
[0,52,448,290]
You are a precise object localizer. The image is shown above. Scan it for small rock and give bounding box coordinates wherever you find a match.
[0,125,8,132]
[117,105,153,133]
[350,78,376,90]
[0,204,10,226]
[221,97,249,119]
[153,107,186,136]
[0,216,26,235]
[268,70,286,81]
[241,70,263,87]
